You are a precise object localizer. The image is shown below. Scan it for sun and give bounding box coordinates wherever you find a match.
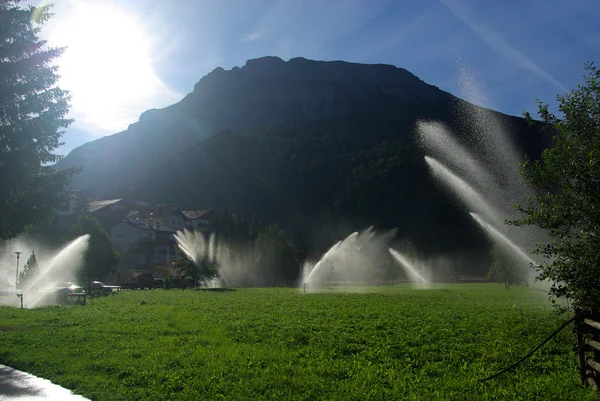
[48,2,171,131]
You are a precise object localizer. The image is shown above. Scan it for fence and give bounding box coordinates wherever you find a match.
[576,310,600,394]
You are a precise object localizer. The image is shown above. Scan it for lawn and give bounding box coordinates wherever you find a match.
[0,284,594,400]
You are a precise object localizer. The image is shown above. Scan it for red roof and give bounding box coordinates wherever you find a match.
[182,209,212,220]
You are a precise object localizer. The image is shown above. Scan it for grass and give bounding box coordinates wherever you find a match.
[0,284,594,400]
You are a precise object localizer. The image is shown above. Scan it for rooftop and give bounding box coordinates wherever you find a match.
[182,209,212,220]
[87,199,122,213]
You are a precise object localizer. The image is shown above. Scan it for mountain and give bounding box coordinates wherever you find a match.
[61,56,450,189]
[58,57,548,272]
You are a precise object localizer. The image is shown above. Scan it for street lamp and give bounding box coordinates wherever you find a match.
[14,251,22,291]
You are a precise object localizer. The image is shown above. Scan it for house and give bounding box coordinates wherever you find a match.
[89,199,158,231]
[110,221,156,250]
[131,205,188,232]
[87,198,125,214]
[53,194,222,284]
[154,225,178,265]
[88,199,131,229]
[183,209,214,232]
[109,221,179,281]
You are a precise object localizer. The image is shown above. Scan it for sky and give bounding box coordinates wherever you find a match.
[36,0,600,156]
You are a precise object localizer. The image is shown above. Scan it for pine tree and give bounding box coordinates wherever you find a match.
[0,1,80,240]
[17,250,39,289]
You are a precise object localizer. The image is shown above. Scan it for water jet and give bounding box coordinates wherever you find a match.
[389,248,429,284]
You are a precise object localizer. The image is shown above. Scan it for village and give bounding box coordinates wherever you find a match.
[57,191,221,287]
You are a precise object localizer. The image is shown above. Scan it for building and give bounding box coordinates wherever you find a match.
[108,220,179,283]
[130,205,188,232]
[110,221,156,250]
[88,199,134,230]
[55,193,219,282]
[182,209,214,232]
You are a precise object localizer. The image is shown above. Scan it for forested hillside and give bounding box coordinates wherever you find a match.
[58,57,549,271]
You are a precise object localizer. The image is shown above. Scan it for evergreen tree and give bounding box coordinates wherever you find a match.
[68,215,120,284]
[17,250,38,289]
[0,1,80,240]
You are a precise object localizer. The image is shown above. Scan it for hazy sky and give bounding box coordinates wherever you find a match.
[38,0,599,155]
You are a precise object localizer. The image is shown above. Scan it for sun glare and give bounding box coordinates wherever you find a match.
[49,2,172,131]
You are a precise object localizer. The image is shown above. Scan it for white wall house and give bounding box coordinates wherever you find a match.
[141,209,188,232]
[110,221,156,250]
[158,211,187,231]
[183,210,214,232]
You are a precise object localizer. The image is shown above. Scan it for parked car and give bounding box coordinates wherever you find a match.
[121,270,154,288]
[90,281,121,294]
[53,282,83,294]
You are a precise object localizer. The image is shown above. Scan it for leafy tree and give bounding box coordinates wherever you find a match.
[72,191,91,216]
[171,256,195,282]
[68,214,120,285]
[511,62,600,310]
[23,191,91,246]
[154,264,173,279]
[0,1,80,240]
[22,213,65,247]
[171,254,216,284]
[253,224,298,285]
[17,250,38,289]
[487,245,524,290]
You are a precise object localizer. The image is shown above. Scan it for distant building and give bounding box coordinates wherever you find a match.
[88,199,132,230]
[129,205,188,232]
[110,221,156,250]
[55,193,221,283]
[108,221,179,283]
[182,209,214,232]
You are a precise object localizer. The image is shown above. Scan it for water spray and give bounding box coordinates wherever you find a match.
[469,212,536,266]
[301,228,399,292]
[389,248,429,284]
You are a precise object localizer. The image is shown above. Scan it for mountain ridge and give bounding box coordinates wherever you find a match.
[57,56,548,271]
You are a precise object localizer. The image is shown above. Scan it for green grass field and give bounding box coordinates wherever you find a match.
[0,284,594,400]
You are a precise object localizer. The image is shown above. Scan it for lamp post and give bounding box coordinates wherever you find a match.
[14,251,22,291]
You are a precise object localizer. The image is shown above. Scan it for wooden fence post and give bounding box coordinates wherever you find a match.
[576,309,587,386]
[578,311,600,396]
[594,313,600,393]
